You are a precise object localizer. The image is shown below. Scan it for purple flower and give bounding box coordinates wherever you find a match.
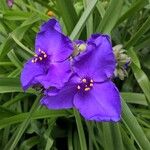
[21,19,73,90]
[41,34,121,122]
[7,0,14,7]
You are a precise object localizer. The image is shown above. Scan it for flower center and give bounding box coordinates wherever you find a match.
[32,49,48,63]
[77,78,94,92]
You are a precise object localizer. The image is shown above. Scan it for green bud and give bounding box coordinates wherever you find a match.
[78,44,86,51]
[113,44,131,80]
[72,43,87,57]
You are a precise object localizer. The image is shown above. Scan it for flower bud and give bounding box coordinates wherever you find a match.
[113,44,131,80]
[47,11,55,17]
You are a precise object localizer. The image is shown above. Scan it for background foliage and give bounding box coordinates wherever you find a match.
[0,0,150,149]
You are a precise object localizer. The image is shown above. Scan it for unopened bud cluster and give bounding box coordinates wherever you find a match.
[113,45,131,80]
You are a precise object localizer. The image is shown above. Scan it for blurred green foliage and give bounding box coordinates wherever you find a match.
[0,0,150,149]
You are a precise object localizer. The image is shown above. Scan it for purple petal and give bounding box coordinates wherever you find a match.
[40,18,62,33]
[73,81,121,122]
[41,84,77,109]
[35,60,71,89]
[35,19,73,62]
[73,34,116,82]
[74,40,85,45]
[20,60,45,90]
[7,0,14,7]
[44,87,60,96]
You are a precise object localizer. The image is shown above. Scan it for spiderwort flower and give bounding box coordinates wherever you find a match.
[21,19,73,90]
[41,34,121,122]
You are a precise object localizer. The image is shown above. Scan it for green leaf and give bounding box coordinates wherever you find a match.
[11,34,35,56]
[0,105,18,119]
[120,126,137,150]
[8,68,21,78]
[127,47,150,104]
[117,0,148,25]
[125,16,150,48]
[83,0,93,37]
[68,126,73,150]
[102,123,114,150]
[0,62,14,66]
[127,47,141,68]
[96,1,106,19]
[7,96,40,150]
[7,49,23,69]
[74,109,87,150]
[121,92,148,106]
[0,78,22,93]
[0,78,36,93]
[20,136,39,150]
[86,122,99,150]
[135,37,150,50]
[44,119,55,150]
[96,0,123,34]
[73,130,80,150]
[0,14,40,59]
[122,100,150,150]
[14,1,49,20]
[0,108,71,129]
[1,10,32,20]
[70,0,98,40]
[110,123,124,150]
[3,93,30,107]
[131,63,150,104]
[56,0,78,34]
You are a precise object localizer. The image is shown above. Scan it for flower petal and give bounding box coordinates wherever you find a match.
[20,60,45,90]
[40,18,62,33]
[74,81,121,122]
[41,84,77,109]
[74,40,85,45]
[35,60,71,89]
[73,34,116,82]
[35,19,73,62]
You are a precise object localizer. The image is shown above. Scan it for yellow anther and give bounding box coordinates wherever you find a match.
[77,85,81,90]
[47,11,55,17]
[41,51,46,54]
[34,58,38,62]
[34,54,38,57]
[90,83,93,87]
[31,59,35,63]
[90,79,94,83]
[39,57,42,61]
[44,54,47,58]
[82,78,86,83]
[84,87,90,91]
